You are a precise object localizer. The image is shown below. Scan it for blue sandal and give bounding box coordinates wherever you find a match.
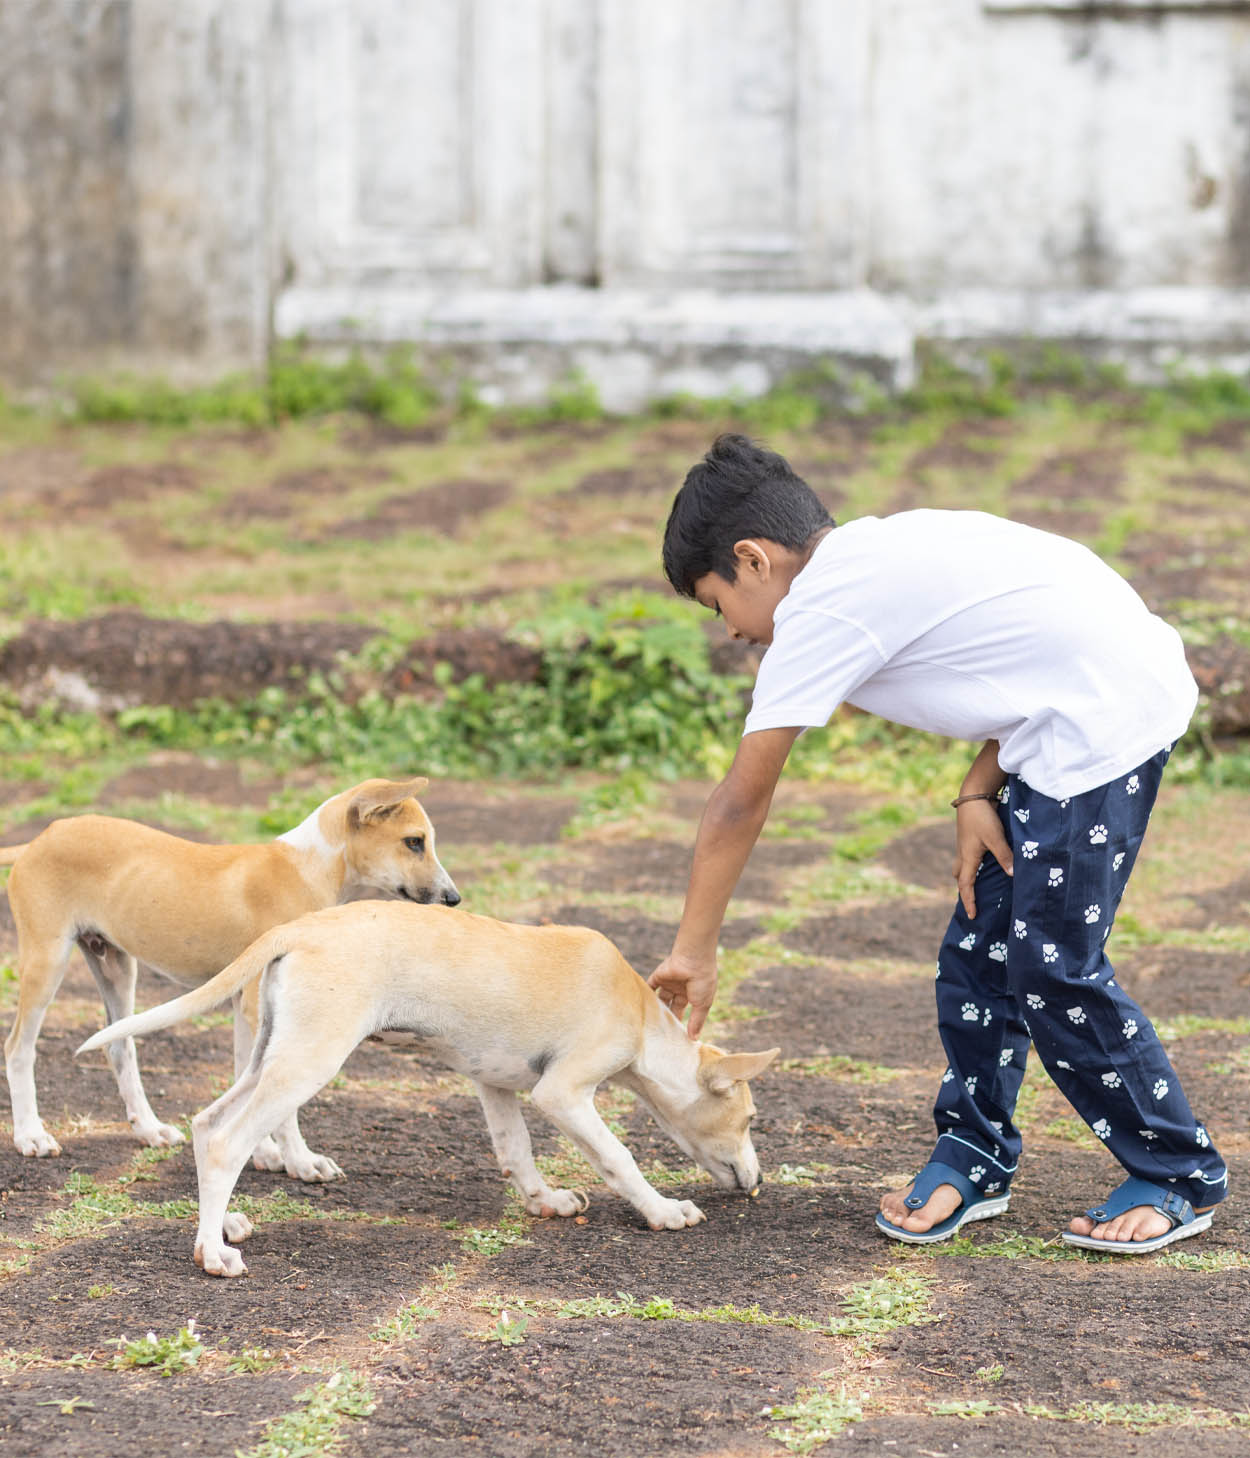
[875,1160,1010,1245]
[1061,1176,1213,1254]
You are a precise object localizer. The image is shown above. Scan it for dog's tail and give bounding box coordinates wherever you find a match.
[0,844,26,869]
[76,926,289,1057]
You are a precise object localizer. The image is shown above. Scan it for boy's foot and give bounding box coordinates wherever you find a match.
[1068,1203,1214,1245]
[879,1179,962,1235]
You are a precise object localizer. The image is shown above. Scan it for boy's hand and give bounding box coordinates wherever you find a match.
[953,799,1013,919]
[649,953,718,1039]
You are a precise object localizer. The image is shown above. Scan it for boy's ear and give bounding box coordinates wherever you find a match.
[732,539,773,580]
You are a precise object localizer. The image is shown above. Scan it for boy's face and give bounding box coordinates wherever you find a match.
[692,540,789,647]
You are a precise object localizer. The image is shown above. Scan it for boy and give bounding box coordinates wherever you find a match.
[650,433,1227,1253]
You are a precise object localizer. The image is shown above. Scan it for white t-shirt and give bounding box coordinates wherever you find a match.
[742,510,1197,799]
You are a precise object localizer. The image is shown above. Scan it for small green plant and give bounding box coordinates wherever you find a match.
[830,1271,937,1341]
[482,1310,529,1346]
[975,1363,1005,1384]
[929,1398,1001,1418]
[110,1323,203,1377]
[225,1347,281,1374]
[86,1284,115,1300]
[240,1369,375,1458]
[770,1386,867,1453]
[452,1222,532,1256]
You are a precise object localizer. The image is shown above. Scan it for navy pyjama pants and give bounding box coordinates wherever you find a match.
[930,748,1228,1211]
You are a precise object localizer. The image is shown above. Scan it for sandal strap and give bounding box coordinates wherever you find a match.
[905,1160,981,1211]
[1084,1176,1195,1229]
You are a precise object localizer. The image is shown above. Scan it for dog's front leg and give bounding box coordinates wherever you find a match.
[530,1081,705,1231]
[474,1082,587,1218]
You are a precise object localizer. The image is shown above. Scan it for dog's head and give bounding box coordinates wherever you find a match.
[646,1044,779,1195]
[336,777,461,907]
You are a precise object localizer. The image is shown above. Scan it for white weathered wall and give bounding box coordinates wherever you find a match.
[3,0,1250,399]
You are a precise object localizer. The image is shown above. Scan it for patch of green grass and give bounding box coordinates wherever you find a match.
[1023,1399,1250,1433]
[225,1346,282,1373]
[110,1322,204,1377]
[778,1054,905,1085]
[531,1290,824,1331]
[829,1271,937,1345]
[1156,1014,1250,1040]
[481,1311,529,1346]
[932,1229,1099,1263]
[446,1219,532,1257]
[929,1398,1001,1418]
[769,1386,868,1453]
[975,1362,1005,1384]
[1154,1247,1250,1271]
[240,1368,375,1458]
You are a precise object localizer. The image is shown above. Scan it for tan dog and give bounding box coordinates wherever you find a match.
[4,778,458,1173]
[79,900,779,1276]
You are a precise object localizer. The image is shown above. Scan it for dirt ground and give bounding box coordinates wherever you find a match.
[1,769,1247,1457]
[1,408,1249,1454]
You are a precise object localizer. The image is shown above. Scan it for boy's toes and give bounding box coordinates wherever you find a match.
[880,1182,962,1232]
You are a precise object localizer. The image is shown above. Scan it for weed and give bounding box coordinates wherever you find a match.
[1154,1248,1250,1271]
[829,1271,937,1344]
[86,1284,115,1300]
[225,1347,281,1373]
[778,1054,904,1085]
[240,1368,375,1458]
[482,1311,529,1346]
[933,1230,1097,1263]
[1023,1399,1250,1433]
[773,1163,838,1186]
[451,1222,532,1256]
[110,1323,203,1377]
[975,1363,1005,1384]
[769,1386,867,1453]
[929,1398,1001,1418]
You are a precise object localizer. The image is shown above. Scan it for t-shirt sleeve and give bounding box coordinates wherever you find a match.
[742,609,887,736]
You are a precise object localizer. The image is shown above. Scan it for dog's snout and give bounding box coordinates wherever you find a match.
[442,887,461,907]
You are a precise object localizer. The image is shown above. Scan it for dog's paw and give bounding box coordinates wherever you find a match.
[527,1188,589,1218]
[135,1120,185,1149]
[646,1198,706,1231]
[285,1151,344,1183]
[14,1127,62,1158]
[250,1137,286,1172]
[222,1210,254,1244]
[194,1238,247,1278]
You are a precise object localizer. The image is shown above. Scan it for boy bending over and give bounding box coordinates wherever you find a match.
[650,433,1227,1253]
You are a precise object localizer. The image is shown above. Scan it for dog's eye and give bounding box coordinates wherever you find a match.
[404,836,426,855]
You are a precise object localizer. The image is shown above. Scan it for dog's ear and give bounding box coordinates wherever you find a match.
[350,777,430,824]
[701,1047,780,1095]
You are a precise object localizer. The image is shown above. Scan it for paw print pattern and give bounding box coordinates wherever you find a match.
[1056,1059,1073,1070]
[1153,1078,1169,1101]
[1048,867,1064,886]
[1093,1118,1112,1141]
[961,1002,981,1022]
[1042,944,1058,964]
[1113,852,1126,872]
[984,1181,1002,1195]
[999,1048,1013,1066]
[988,942,1008,963]
[1084,904,1101,924]
[1089,824,1108,845]
[965,1075,977,1095]
[1020,840,1039,859]
[1101,1071,1122,1089]
[999,785,1010,803]
[1014,919,1028,939]
[1014,808,1030,824]
[968,1166,985,1184]
[1196,1126,1210,1149]
[1139,1129,1158,1141]
[1126,774,1139,795]
[942,1068,954,1084]
[1026,993,1045,1010]
[1122,1019,1138,1039]
[959,932,977,950]
[1067,1006,1087,1025]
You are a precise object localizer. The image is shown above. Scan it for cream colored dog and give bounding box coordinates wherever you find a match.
[4,778,458,1172]
[79,900,779,1277]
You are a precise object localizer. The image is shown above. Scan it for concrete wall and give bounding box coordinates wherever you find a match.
[3,0,1250,402]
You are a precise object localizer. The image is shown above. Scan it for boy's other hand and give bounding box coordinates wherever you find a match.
[953,799,1013,919]
[649,953,718,1039]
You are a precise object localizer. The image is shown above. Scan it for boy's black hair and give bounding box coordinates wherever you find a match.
[662,434,835,598]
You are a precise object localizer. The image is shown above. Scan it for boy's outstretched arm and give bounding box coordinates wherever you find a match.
[650,726,801,1037]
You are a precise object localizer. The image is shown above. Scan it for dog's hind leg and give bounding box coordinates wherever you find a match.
[5,935,75,1156]
[530,1077,705,1231]
[82,939,184,1149]
[236,988,343,1183]
[474,1082,588,1218]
